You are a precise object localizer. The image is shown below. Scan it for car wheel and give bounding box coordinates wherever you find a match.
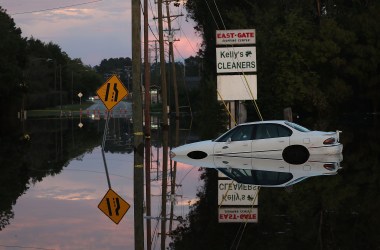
[187,151,208,159]
[282,145,310,164]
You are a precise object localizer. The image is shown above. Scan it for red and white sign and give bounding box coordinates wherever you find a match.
[219,207,258,223]
[216,29,256,45]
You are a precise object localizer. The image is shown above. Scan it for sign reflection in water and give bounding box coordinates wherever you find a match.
[0,117,200,250]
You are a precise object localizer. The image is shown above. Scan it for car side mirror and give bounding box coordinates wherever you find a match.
[226,137,232,144]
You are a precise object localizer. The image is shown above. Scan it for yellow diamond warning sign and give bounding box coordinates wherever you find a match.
[98,189,130,224]
[96,75,128,110]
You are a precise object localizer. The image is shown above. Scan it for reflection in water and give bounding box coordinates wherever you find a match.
[0,115,200,249]
[172,154,342,187]
[0,116,132,231]
[170,120,380,250]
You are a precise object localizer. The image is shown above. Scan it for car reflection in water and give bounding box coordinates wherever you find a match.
[170,120,343,187]
[171,153,342,187]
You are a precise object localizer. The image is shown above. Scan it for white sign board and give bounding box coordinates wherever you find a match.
[218,179,259,206]
[217,75,257,101]
[216,29,256,45]
[219,207,258,223]
[216,47,257,73]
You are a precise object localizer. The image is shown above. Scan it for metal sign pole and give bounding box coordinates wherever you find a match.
[101,111,112,189]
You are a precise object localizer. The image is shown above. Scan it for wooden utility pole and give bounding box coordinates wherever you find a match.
[157,0,169,248]
[132,0,144,248]
[164,1,180,233]
[143,0,152,248]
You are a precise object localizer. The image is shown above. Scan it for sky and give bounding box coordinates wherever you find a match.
[0,0,202,66]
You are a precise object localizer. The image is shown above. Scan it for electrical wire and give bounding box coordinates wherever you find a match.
[0,245,54,250]
[213,0,226,29]
[203,0,219,29]
[9,0,103,15]
[174,5,198,55]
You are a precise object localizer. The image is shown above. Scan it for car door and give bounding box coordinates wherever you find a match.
[213,125,254,157]
[251,123,291,158]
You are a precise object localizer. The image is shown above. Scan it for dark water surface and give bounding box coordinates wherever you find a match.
[0,116,379,249]
[0,117,200,250]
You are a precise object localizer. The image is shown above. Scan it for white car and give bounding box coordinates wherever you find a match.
[170,120,343,164]
[171,153,342,187]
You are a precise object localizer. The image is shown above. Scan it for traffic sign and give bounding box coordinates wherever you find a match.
[96,75,128,110]
[98,189,130,224]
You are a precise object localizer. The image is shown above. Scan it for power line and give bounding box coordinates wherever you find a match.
[213,0,226,29]
[10,0,103,15]
[0,245,54,250]
[175,10,198,55]
[204,0,219,29]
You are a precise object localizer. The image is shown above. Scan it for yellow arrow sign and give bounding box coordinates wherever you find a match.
[96,75,128,110]
[98,189,130,224]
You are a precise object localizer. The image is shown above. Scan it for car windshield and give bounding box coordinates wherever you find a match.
[284,121,310,132]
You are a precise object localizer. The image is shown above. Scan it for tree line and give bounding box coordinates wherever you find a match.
[185,0,379,126]
[169,0,380,249]
[0,7,106,120]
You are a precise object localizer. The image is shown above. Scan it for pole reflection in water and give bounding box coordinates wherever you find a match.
[0,117,201,250]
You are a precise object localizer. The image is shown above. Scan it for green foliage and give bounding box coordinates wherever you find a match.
[95,57,132,90]
[0,9,103,113]
[0,7,27,117]
[172,0,380,248]
[185,0,380,120]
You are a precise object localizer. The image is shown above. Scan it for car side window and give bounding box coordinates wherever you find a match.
[277,125,292,137]
[230,125,253,141]
[254,124,292,139]
[215,125,253,142]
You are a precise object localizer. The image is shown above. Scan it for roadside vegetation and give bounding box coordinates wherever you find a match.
[170,0,380,249]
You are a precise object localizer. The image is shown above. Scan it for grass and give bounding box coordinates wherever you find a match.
[28,101,94,117]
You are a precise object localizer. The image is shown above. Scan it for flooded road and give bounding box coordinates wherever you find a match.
[0,114,379,249]
[0,116,201,250]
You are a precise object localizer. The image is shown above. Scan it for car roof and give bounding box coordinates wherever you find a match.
[237,120,288,126]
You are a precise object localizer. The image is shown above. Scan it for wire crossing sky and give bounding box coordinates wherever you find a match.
[0,0,201,66]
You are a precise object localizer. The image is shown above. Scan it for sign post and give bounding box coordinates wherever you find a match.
[96,75,130,224]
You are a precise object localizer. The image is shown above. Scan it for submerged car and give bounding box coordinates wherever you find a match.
[170,120,343,164]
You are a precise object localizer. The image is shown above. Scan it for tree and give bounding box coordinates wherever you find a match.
[0,7,27,118]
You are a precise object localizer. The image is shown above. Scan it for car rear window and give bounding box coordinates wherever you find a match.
[284,121,310,132]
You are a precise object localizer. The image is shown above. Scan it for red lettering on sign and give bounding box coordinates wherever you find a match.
[239,214,257,220]
[238,32,255,38]
[217,33,235,39]
[220,214,239,220]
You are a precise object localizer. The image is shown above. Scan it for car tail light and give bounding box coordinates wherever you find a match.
[323,163,336,171]
[323,137,336,145]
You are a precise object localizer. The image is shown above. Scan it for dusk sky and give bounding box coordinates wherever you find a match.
[0,0,202,66]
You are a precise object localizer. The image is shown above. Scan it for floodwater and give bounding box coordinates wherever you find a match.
[0,112,379,249]
[0,115,201,250]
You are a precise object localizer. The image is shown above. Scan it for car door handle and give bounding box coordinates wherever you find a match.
[222,146,228,149]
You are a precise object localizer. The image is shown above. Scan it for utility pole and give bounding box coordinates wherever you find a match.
[157,0,169,248]
[143,0,152,248]
[132,0,144,248]
[164,1,181,234]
